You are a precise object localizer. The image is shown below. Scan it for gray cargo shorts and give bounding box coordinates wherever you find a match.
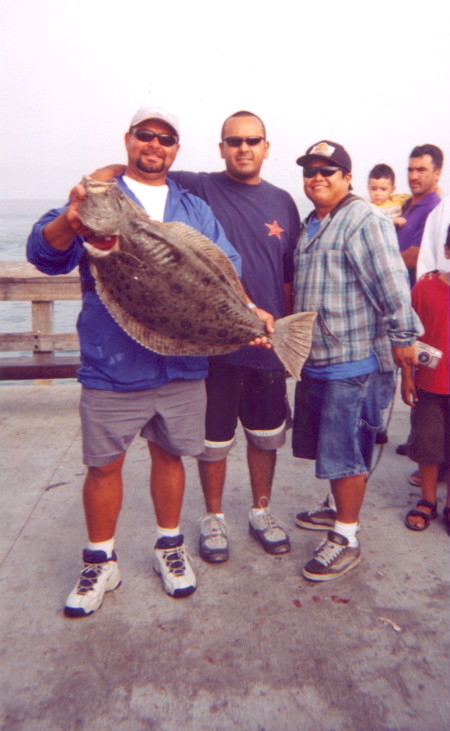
[79,379,206,466]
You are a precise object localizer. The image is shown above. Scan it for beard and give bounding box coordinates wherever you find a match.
[136,153,166,174]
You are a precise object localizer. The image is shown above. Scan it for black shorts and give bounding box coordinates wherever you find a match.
[198,361,288,461]
[407,389,450,466]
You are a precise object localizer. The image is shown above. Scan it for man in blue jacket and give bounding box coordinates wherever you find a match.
[27,107,244,617]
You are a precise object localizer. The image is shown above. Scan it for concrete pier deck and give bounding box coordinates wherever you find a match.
[1,381,449,730]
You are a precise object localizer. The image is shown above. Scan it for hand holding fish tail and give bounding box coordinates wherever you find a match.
[248,306,274,348]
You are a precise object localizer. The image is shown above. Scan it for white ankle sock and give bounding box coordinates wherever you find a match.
[250,506,268,518]
[327,493,337,511]
[334,521,359,547]
[87,538,115,558]
[156,525,180,539]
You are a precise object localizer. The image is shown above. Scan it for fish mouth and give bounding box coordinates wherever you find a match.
[83,235,120,257]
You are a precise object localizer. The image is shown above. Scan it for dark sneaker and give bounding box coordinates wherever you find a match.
[302,530,361,581]
[199,513,229,563]
[248,507,290,554]
[153,535,196,598]
[295,496,337,531]
[64,549,121,618]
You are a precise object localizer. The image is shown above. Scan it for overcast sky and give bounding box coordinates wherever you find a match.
[2,0,450,212]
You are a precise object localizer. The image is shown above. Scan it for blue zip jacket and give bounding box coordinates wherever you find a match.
[27,176,241,391]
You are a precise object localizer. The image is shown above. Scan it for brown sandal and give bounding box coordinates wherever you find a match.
[405,499,437,531]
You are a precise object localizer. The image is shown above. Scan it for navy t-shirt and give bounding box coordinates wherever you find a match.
[169,171,301,369]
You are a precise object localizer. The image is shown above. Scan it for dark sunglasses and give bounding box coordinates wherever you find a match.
[223,136,265,147]
[130,128,178,147]
[303,165,343,178]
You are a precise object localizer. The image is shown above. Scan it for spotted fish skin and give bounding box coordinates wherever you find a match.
[78,177,316,379]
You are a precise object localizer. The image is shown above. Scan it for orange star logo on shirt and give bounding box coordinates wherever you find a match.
[265,220,285,239]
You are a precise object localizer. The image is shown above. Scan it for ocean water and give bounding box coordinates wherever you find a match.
[0,199,80,335]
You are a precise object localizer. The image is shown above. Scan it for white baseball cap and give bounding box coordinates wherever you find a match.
[128,106,179,137]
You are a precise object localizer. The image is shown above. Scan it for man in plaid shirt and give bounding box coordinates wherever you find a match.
[292,140,422,581]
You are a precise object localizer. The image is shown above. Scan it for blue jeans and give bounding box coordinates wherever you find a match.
[292,371,395,480]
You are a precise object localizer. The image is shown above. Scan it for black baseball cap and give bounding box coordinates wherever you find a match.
[296,140,352,172]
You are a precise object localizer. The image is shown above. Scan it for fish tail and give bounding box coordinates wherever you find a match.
[271,312,317,380]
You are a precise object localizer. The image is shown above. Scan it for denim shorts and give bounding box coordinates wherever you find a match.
[292,370,395,480]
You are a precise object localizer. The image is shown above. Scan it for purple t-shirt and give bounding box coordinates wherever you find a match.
[169,170,301,369]
[397,191,440,286]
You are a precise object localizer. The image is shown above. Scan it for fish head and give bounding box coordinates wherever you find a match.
[78,176,123,237]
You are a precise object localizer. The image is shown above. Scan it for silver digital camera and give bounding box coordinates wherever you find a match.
[416,341,443,369]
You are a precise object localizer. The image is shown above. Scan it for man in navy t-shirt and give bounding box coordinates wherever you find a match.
[170,111,301,562]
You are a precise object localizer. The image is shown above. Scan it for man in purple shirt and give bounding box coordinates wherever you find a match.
[396,144,442,458]
[397,144,443,287]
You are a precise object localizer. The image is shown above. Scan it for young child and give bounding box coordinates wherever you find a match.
[367,164,410,445]
[368,163,410,225]
[401,235,450,533]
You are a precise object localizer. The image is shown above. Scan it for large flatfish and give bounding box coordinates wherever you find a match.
[77,177,316,379]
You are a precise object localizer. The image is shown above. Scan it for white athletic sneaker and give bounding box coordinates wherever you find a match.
[153,535,196,597]
[199,513,229,563]
[64,549,121,618]
[248,506,290,554]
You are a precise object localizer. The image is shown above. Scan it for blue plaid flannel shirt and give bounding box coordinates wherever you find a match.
[293,197,423,372]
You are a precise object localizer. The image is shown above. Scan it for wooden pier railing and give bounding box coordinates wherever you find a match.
[0,262,81,381]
